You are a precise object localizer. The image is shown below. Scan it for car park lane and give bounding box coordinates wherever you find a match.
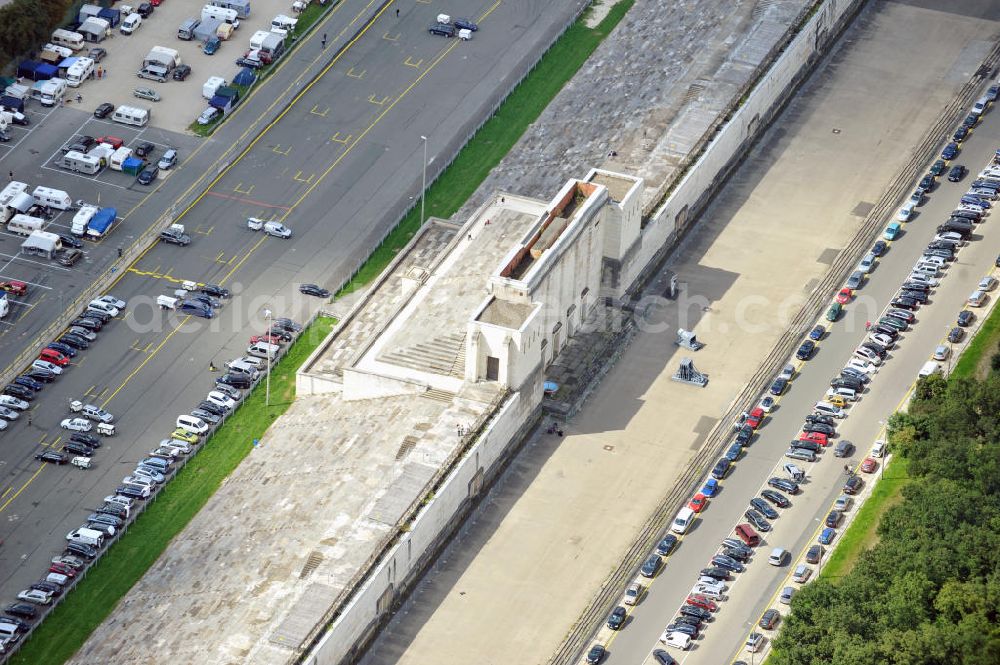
[586,85,1000,665]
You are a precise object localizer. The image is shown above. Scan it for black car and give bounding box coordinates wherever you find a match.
[901,280,931,292]
[70,432,100,447]
[299,283,331,298]
[172,64,192,81]
[45,342,76,358]
[710,554,744,573]
[64,441,94,456]
[711,457,732,480]
[201,283,231,298]
[191,294,221,309]
[957,310,975,327]
[804,414,834,426]
[24,368,56,383]
[825,510,843,528]
[655,534,678,556]
[769,377,788,396]
[759,608,780,630]
[918,174,935,191]
[795,340,815,360]
[197,401,226,417]
[59,334,90,349]
[0,616,31,632]
[942,142,959,160]
[791,439,821,453]
[58,233,83,249]
[267,327,293,342]
[699,566,731,581]
[137,165,159,185]
[962,113,979,128]
[134,141,155,158]
[890,296,919,311]
[82,309,111,323]
[640,554,661,578]
[428,22,455,37]
[900,289,928,303]
[652,649,676,665]
[802,422,835,436]
[871,240,888,257]
[4,604,37,620]
[272,317,303,333]
[88,47,107,62]
[749,497,779,519]
[843,475,863,495]
[734,424,754,447]
[744,509,771,532]
[35,450,67,464]
[861,341,888,358]
[930,159,947,176]
[953,126,969,142]
[948,165,966,182]
[722,545,751,562]
[948,327,965,343]
[607,606,627,630]
[217,373,252,389]
[761,489,790,508]
[806,544,824,564]
[831,377,863,392]
[767,477,799,494]
[13,375,45,393]
[666,621,699,638]
[454,17,479,31]
[840,368,870,384]
[116,485,147,500]
[64,542,98,559]
[70,317,102,331]
[4,384,34,400]
[585,645,605,665]
[64,135,96,153]
[680,604,712,622]
[56,248,83,267]
[137,1,153,17]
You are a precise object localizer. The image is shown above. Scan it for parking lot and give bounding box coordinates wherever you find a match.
[48,0,301,134]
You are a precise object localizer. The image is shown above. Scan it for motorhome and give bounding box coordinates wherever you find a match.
[31,186,72,210]
[30,78,66,106]
[201,4,240,27]
[7,214,45,236]
[209,0,250,18]
[51,29,85,51]
[71,205,98,236]
[112,105,150,127]
[65,57,95,87]
[61,150,102,174]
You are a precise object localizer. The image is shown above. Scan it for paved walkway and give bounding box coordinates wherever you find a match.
[356,3,1000,665]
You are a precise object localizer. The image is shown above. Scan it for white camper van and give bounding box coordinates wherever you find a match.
[65,57,95,87]
[51,29,85,51]
[31,186,72,210]
[112,105,149,127]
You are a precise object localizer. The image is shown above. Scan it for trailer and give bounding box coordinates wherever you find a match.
[145,46,182,69]
[21,230,61,259]
[86,207,117,239]
[78,17,111,43]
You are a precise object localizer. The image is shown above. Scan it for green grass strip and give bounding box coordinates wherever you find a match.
[951,299,1000,378]
[336,0,635,296]
[820,455,910,581]
[11,316,336,665]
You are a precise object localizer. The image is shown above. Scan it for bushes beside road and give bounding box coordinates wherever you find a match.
[769,372,1000,664]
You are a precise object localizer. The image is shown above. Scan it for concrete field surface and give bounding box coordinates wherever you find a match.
[69,0,298,134]
[0,0,585,640]
[355,3,1000,665]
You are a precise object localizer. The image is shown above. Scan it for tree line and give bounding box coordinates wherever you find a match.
[770,371,1000,664]
[0,0,76,74]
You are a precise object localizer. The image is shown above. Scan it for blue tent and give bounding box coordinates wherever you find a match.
[34,63,58,80]
[232,67,256,87]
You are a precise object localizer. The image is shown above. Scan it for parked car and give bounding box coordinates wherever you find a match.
[134,87,160,102]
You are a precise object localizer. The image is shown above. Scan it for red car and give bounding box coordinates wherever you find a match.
[799,431,828,447]
[250,334,283,346]
[0,280,28,296]
[860,457,878,473]
[746,407,765,429]
[686,594,718,612]
[836,287,853,304]
[38,348,70,366]
[98,136,124,149]
[49,562,77,578]
[688,493,708,513]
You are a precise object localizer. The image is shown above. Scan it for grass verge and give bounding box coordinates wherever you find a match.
[335,0,635,296]
[952,299,1000,379]
[820,455,910,581]
[10,316,336,665]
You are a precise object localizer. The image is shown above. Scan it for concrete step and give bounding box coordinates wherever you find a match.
[424,388,456,403]
[380,332,466,376]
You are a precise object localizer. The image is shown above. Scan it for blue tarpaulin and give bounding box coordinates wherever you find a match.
[232,67,256,86]
[34,63,58,80]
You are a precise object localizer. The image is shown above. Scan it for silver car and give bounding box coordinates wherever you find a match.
[133,87,161,102]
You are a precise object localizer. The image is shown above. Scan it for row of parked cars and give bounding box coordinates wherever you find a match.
[583,84,1000,665]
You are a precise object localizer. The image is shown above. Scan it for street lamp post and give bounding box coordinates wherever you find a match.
[264,308,272,406]
[420,135,427,225]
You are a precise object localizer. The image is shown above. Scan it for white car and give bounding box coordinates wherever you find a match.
[854,347,883,365]
[912,263,940,277]
[697,576,727,589]
[104,495,135,509]
[857,252,876,273]
[69,326,98,341]
[659,631,691,650]
[61,418,92,432]
[126,469,162,485]
[206,391,237,411]
[96,294,127,310]
[845,358,877,375]
[979,276,997,291]
[869,333,895,349]
[906,273,938,287]
[0,419,7,431]
[32,359,64,375]
[17,589,52,605]
[160,438,192,454]
[919,255,947,267]
[0,405,19,420]
[0,395,29,410]
[834,494,853,511]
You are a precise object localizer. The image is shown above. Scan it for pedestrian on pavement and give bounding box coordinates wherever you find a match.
[7,171,12,182]
[396,8,400,17]
[865,320,871,331]
[322,33,327,48]
[117,247,123,258]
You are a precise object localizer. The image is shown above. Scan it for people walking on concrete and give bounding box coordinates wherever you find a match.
[7,171,12,182]
[322,33,327,48]
[396,8,399,17]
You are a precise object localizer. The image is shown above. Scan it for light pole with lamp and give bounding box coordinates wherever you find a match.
[264,308,272,406]
[420,135,427,224]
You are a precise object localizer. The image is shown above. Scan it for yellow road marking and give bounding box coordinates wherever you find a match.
[310,105,330,116]
[293,171,316,183]
[234,183,255,195]
[382,32,400,42]
[403,57,423,68]
[272,145,292,155]
[368,94,390,106]
[331,132,353,144]
[0,465,45,514]
[346,67,366,78]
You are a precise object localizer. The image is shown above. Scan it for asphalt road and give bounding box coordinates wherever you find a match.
[0,0,586,611]
[589,96,1000,665]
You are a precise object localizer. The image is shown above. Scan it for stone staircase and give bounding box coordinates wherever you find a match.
[449,336,467,379]
[423,388,457,403]
[380,332,466,377]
